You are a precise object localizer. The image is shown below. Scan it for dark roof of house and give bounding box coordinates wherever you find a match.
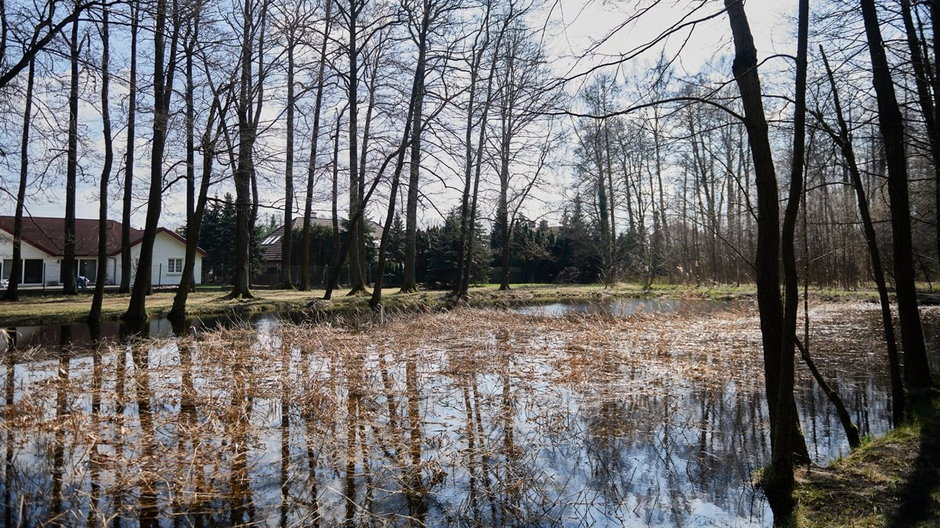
[260,217,334,263]
[260,216,382,263]
[0,216,204,257]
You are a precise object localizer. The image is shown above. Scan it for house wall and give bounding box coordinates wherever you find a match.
[142,231,202,287]
[0,231,58,285]
[1,228,201,287]
[108,232,202,287]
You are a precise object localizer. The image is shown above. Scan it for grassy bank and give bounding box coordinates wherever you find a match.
[795,400,940,527]
[0,281,889,327]
[0,282,748,326]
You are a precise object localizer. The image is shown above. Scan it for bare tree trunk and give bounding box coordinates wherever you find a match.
[63,15,79,296]
[900,0,940,273]
[248,8,268,272]
[355,53,379,289]
[603,123,618,246]
[120,0,138,293]
[169,93,219,321]
[932,2,940,273]
[324,113,343,300]
[184,29,195,229]
[89,5,113,322]
[282,29,297,289]
[724,0,806,522]
[457,4,509,299]
[454,5,491,300]
[819,45,906,425]
[183,16,195,293]
[229,0,258,300]
[498,134,511,290]
[344,0,367,295]
[777,0,810,482]
[301,0,333,291]
[124,0,179,322]
[861,0,935,399]
[3,57,34,302]
[324,142,407,300]
[654,110,668,249]
[401,2,430,294]
[796,338,860,448]
[370,61,420,309]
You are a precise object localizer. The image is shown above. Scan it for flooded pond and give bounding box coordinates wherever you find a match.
[0,300,933,527]
[512,298,724,317]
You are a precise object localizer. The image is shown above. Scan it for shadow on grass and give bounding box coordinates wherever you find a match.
[889,404,940,527]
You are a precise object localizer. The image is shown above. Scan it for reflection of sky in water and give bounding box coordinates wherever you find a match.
[513,299,726,317]
[0,302,931,527]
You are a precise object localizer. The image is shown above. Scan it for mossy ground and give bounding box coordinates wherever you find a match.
[795,400,940,527]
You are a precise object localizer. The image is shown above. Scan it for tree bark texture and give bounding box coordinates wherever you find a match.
[861,0,934,397]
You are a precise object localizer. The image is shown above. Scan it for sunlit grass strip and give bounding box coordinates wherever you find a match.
[795,400,940,527]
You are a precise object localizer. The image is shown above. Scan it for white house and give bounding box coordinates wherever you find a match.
[0,216,204,288]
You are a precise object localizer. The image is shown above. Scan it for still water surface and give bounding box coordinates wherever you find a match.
[0,300,929,527]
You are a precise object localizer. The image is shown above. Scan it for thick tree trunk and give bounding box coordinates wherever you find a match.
[183,22,195,293]
[901,0,940,274]
[229,0,257,300]
[724,0,806,522]
[777,0,810,482]
[124,0,178,322]
[3,57,34,302]
[185,35,195,229]
[63,16,79,296]
[861,0,934,398]
[120,1,138,294]
[345,0,367,295]
[89,6,113,322]
[932,2,940,270]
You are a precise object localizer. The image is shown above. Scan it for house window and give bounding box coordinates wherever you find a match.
[168,258,184,274]
[78,259,97,283]
[23,259,43,284]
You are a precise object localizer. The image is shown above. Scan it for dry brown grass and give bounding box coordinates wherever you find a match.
[0,300,926,526]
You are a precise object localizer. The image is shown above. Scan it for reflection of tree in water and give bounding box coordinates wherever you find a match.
[50,328,70,521]
[3,350,13,527]
[0,303,922,526]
